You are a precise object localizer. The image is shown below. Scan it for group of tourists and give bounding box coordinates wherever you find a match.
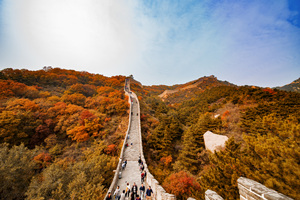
[105,183,153,200]
[138,157,146,183]
[105,91,155,200]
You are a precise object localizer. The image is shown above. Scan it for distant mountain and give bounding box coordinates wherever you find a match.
[274,78,300,92]
[157,75,235,104]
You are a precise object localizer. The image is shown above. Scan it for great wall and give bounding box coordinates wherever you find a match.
[104,80,293,200]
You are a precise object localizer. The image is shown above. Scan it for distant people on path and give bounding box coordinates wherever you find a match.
[136,195,141,200]
[139,183,145,199]
[141,171,145,183]
[120,190,126,200]
[140,164,144,172]
[125,182,131,197]
[146,186,153,200]
[122,160,127,170]
[114,186,121,200]
[138,157,141,165]
[106,192,112,200]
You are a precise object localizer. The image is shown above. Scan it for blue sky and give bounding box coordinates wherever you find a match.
[0,0,299,87]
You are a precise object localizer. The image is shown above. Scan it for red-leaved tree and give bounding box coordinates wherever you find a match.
[162,171,201,200]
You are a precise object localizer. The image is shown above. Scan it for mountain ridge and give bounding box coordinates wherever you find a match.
[274,77,300,92]
[155,75,235,103]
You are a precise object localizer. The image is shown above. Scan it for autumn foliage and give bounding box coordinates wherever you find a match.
[0,67,130,199]
[141,84,300,199]
[34,152,52,169]
[163,171,201,200]
[105,144,117,156]
[160,155,172,167]
[1,68,299,200]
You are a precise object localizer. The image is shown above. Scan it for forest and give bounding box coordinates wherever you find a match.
[0,68,299,200]
[0,67,129,199]
[138,80,300,199]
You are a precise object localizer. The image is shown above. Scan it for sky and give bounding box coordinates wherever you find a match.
[0,0,299,87]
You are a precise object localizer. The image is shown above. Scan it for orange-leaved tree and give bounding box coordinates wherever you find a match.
[104,144,117,156]
[67,126,89,143]
[33,152,52,169]
[163,171,201,200]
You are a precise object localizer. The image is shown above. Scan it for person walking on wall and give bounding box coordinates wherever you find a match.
[120,190,126,200]
[131,192,135,200]
[106,192,112,200]
[132,182,138,199]
[114,186,121,200]
[141,171,145,183]
[125,182,131,198]
[139,183,145,199]
[145,186,153,200]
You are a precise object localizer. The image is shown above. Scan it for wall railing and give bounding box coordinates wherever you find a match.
[104,81,132,199]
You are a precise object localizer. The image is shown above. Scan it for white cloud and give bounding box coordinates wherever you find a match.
[0,0,141,75]
[132,0,300,86]
[0,0,299,87]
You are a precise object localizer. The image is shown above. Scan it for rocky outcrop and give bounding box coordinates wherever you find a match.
[203,131,228,152]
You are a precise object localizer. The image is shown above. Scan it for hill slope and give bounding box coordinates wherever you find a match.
[0,67,129,199]
[139,79,300,199]
[274,78,300,92]
[157,75,235,104]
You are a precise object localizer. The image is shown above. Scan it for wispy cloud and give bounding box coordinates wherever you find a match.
[0,0,299,87]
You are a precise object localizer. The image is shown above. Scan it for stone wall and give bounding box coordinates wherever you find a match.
[104,82,132,199]
[132,92,176,200]
[205,190,224,200]
[238,177,293,200]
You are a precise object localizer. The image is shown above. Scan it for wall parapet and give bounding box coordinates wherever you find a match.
[205,190,224,200]
[238,177,293,200]
[132,92,176,200]
[104,81,132,199]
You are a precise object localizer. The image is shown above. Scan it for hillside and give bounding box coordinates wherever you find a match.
[138,81,300,199]
[274,77,300,92]
[0,67,129,199]
[1,68,299,200]
[157,75,235,104]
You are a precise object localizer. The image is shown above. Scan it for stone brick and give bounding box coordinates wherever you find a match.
[238,177,293,200]
[205,190,224,200]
